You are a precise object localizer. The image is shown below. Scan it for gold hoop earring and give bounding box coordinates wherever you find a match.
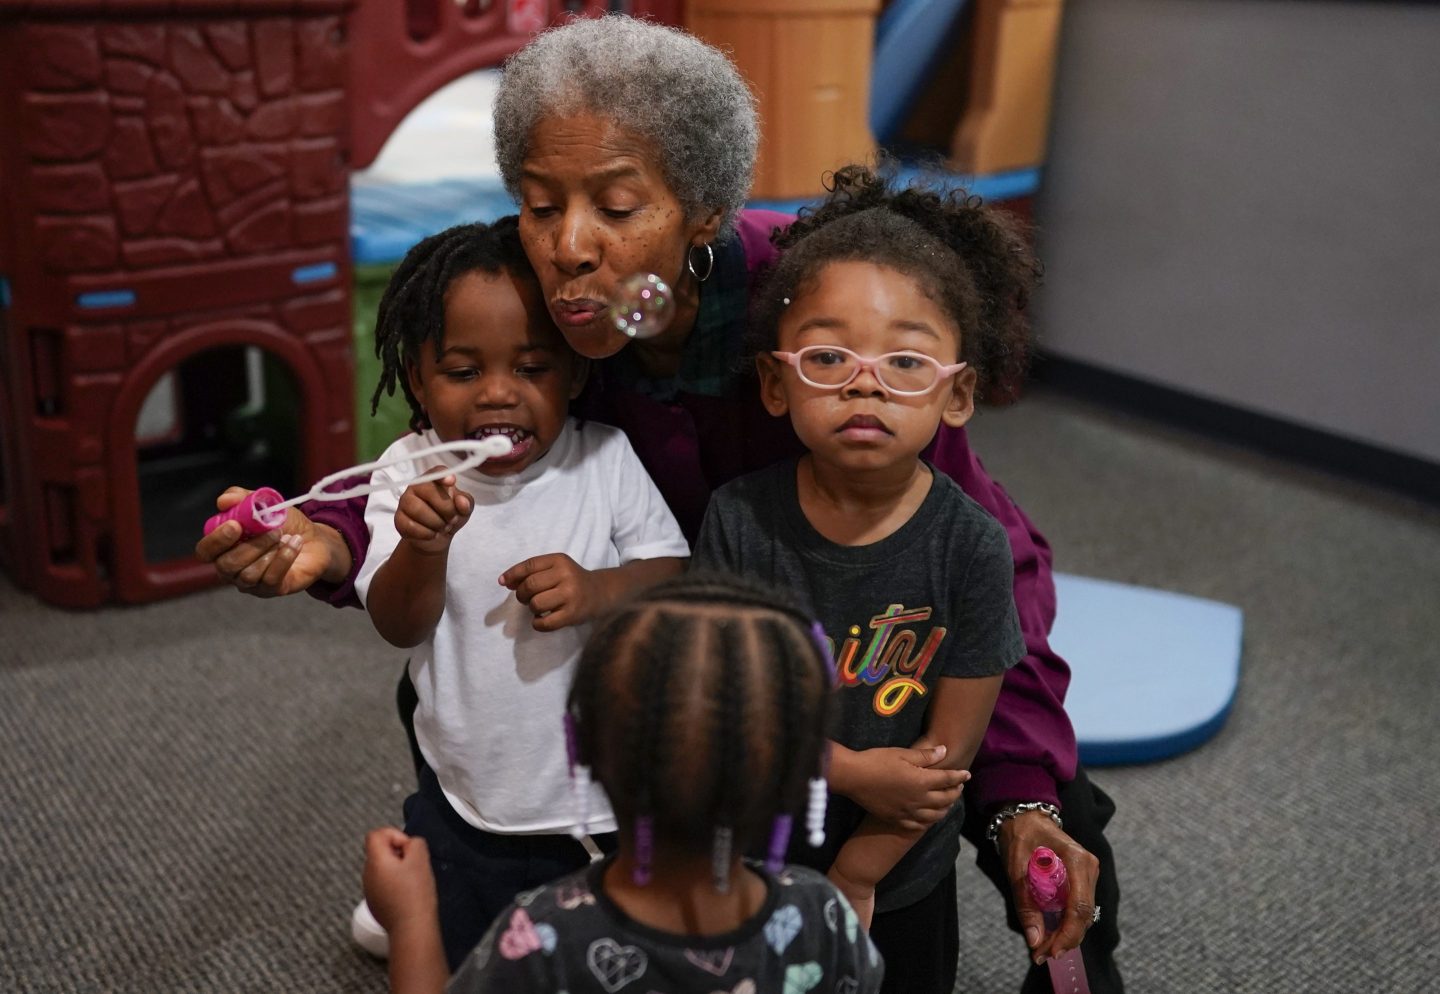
[687,242,715,283]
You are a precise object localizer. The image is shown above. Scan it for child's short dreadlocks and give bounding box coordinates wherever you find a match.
[370,216,534,432]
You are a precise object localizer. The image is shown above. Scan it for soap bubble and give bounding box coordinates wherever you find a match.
[609,273,673,340]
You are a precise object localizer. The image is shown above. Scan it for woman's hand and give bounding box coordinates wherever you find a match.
[830,744,969,830]
[194,487,350,596]
[998,810,1101,964]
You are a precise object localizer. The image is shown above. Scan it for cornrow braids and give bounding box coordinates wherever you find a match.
[369,216,534,432]
[710,617,745,882]
[769,617,819,815]
[567,573,835,878]
[751,162,1043,403]
[763,615,806,869]
[636,611,685,883]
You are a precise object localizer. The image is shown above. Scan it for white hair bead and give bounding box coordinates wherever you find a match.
[570,765,592,840]
[806,775,828,847]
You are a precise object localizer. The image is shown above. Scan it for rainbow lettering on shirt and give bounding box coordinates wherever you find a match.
[826,604,947,717]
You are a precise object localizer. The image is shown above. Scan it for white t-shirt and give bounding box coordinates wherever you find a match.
[355,419,689,834]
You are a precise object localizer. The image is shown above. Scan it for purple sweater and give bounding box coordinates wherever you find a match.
[309,209,1078,813]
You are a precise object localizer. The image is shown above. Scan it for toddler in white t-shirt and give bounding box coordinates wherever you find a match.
[353,218,688,968]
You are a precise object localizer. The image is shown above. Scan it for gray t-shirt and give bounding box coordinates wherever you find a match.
[693,459,1025,912]
[447,860,883,994]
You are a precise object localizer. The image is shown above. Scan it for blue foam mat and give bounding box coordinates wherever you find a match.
[1051,573,1243,766]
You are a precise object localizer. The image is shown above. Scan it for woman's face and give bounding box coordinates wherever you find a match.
[517,112,721,359]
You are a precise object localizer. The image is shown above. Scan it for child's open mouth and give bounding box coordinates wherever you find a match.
[469,425,533,467]
[469,425,531,445]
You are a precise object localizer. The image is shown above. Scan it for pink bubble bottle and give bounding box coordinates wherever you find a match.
[1027,846,1092,994]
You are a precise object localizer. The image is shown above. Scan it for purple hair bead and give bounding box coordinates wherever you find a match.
[765,814,794,873]
[810,621,837,683]
[563,711,579,770]
[633,815,654,886]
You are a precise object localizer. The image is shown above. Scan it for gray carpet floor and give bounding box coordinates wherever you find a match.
[2,387,1437,993]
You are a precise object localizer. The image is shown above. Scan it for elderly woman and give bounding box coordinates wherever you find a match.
[196,16,1122,993]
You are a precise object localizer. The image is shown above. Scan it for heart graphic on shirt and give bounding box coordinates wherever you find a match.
[783,962,823,994]
[498,907,545,960]
[684,947,735,976]
[836,977,859,994]
[555,883,597,910]
[837,897,859,942]
[764,905,803,955]
[709,981,756,994]
[587,937,648,992]
[823,896,858,942]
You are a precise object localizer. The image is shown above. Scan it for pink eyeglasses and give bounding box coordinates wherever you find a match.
[771,346,967,396]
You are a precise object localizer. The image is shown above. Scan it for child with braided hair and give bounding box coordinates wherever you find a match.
[692,165,1033,994]
[353,217,689,968]
[363,573,884,994]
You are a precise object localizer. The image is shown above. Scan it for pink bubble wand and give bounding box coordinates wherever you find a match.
[1027,846,1092,994]
[202,436,514,537]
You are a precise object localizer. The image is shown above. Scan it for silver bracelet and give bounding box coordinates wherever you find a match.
[985,801,1062,852]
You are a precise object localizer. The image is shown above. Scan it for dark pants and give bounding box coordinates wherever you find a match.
[869,869,959,994]
[403,763,618,970]
[395,666,618,970]
[959,765,1125,994]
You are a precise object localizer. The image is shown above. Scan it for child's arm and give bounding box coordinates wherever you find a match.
[498,554,685,632]
[827,741,967,831]
[367,474,473,647]
[363,828,450,994]
[827,674,1004,926]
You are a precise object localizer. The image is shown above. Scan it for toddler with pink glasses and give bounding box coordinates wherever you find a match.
[692,166,1031,994]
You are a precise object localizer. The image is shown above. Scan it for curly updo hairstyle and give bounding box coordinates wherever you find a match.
[493,15,760,241]
[750,164,1043,402]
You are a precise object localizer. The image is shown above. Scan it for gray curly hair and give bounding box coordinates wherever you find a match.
[493,15,760,240]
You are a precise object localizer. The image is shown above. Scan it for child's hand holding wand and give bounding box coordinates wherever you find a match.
[369,470,475,648]
[395,473,474,556]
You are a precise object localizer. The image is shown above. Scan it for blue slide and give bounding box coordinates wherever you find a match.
[869,0,970,145]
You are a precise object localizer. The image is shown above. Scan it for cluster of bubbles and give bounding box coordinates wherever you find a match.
[607,272,673,340]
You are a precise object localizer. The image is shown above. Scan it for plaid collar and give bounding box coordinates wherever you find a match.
[604,235,750,400]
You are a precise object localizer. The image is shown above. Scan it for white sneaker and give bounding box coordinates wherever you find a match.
[351,899,390,959]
